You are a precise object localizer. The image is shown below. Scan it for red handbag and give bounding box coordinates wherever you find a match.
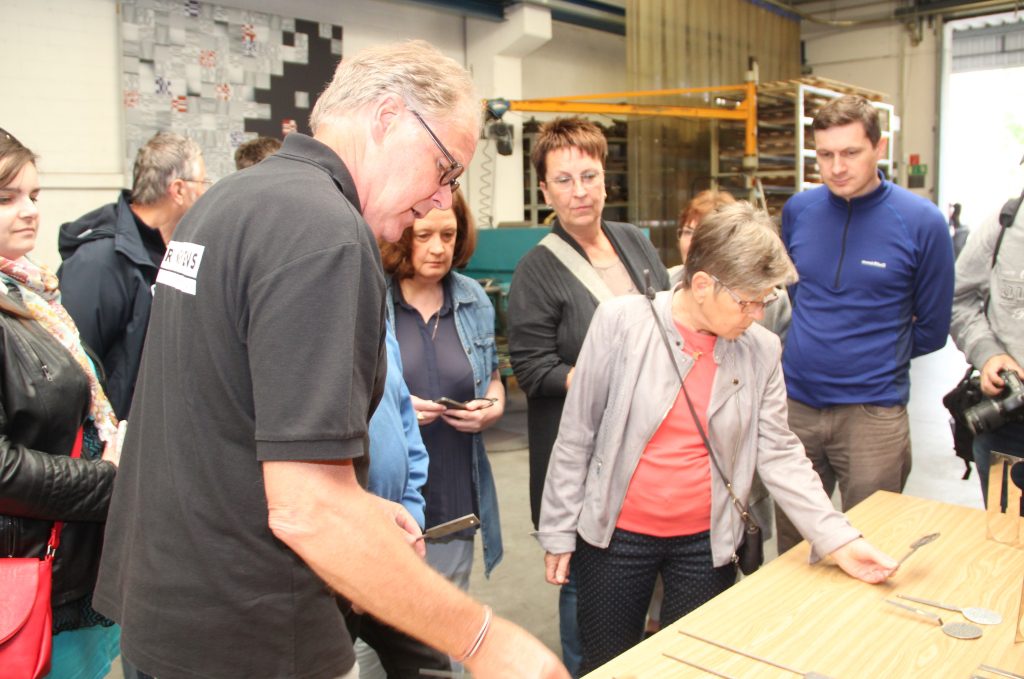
[0,428,84,679]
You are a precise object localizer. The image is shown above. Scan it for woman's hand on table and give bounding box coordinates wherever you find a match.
[544,552,572,586]
[441,397,504,433]
[410,395,446,426]
[829,537,897,584]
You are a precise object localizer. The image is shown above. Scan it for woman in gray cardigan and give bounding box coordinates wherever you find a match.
[537,203,896,673]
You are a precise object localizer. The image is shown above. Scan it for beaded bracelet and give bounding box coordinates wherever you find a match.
[453,605,492,663]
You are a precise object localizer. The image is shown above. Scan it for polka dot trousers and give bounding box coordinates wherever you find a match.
[574,528,736,673]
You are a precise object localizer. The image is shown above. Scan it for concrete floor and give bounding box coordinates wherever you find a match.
[105,337,978,676]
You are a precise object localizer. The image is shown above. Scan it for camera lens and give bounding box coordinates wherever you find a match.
[965,399,1004,435]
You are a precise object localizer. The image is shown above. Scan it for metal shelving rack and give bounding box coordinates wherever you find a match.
[711,77,896,214]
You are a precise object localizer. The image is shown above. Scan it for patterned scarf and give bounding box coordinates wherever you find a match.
[0,256,119,444]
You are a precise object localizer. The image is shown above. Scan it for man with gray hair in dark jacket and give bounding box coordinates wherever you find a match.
[57,131,209,418]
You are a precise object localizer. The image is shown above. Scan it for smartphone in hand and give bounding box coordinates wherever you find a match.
[422,514,480,540]
[434,396,469,409]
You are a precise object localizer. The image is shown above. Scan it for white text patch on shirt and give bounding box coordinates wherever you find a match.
[860,259,887,269]
[156,240,205,295]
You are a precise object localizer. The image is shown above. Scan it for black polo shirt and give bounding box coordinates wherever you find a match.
[94,133,387,679]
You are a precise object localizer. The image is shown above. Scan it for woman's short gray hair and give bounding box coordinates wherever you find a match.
[682,201,797,291]
[309,40,478,133]
[131,132,203,205]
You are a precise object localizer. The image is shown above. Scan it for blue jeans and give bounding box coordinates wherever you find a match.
[973,419,1024,512]
[559,573,582,678]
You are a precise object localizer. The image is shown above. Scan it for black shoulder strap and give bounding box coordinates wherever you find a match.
[980,186,1021,317]
[993,186,1022,267]
[642,271,758,530]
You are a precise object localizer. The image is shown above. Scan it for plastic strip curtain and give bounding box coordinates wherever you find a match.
[626,0,800,259]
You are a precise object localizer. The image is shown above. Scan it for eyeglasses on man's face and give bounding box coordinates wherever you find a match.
[410,110,463,192]
[710,274,779,315]
[545,170,604,193]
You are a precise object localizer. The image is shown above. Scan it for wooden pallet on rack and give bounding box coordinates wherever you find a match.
[759,76,888,102]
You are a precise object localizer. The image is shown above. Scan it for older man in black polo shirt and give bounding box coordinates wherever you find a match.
[95,40,567,679]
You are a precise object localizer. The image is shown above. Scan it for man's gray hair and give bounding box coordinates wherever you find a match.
[131,132,203,205]
[309,40,478,133]
[683,201,798,291]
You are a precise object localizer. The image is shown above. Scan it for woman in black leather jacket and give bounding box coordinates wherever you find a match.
[0,130,123,679]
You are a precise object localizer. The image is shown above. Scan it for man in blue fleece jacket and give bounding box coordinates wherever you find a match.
[775,95,954,553]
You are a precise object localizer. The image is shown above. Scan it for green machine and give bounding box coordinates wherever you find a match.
[460,227,549,377]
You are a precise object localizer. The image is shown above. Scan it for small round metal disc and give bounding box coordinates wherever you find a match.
[961,607,1003,625]
[942,622,983,639]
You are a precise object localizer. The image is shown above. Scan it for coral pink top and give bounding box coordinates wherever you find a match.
[615,322,717,537]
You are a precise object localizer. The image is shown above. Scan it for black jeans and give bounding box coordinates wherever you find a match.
[574,528,736,674]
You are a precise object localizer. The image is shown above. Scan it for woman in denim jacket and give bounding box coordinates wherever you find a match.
[381,192,503,588]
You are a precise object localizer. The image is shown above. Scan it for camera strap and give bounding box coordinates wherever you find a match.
[993,184,1022,267]
[980,186,1021,317]
[642,272,759,532]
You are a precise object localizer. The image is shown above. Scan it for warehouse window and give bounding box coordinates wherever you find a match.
[952,17,1024,72]
[938,13,1024,229]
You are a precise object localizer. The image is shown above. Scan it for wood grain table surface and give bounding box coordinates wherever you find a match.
[586,491,1024,679]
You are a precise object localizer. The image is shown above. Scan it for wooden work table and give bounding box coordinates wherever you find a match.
[587,491,1024,678]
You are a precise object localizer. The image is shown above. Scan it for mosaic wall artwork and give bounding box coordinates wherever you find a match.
[120,0,343,180]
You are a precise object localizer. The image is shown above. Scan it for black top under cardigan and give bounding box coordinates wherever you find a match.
[507,219,670,528]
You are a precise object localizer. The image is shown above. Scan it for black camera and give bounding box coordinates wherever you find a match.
[964,369,1024,435]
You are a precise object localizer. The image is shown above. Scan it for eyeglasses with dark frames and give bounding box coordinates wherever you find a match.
[410,110,464,192]
[710,274,779,315]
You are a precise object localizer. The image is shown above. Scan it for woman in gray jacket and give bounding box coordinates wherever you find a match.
[537,203,896,673]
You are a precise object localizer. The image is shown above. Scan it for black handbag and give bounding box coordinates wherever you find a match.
[644,282,764,575]
[943,367,984,479]
[735,513,765,576]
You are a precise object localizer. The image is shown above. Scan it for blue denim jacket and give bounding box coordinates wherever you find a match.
[367,321,429,528]
[386,271,504,577]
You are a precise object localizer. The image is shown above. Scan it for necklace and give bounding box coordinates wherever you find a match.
[429,310,441,341]
[400,279,444,341]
